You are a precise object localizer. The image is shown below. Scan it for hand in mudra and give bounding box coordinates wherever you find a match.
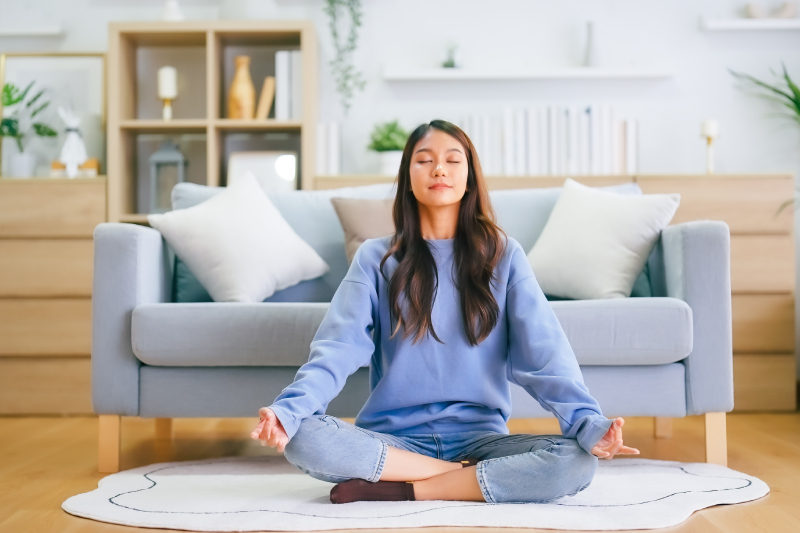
[250,407,289,453]
[590,417,640,459]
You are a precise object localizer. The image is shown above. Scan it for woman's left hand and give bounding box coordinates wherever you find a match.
[590,417,640,459]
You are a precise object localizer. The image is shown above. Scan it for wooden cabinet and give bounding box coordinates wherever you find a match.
[0,177,105,414]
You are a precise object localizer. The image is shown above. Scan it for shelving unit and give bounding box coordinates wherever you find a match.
[107,20,318,223]
[701,17,800,31]
[381,66,674,81]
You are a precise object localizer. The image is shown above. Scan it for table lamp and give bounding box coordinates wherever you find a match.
[158,66,178,121]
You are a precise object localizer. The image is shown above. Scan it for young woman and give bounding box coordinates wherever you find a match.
[250,119,639,505]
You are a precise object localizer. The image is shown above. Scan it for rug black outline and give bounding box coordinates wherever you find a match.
[102,457,759,519]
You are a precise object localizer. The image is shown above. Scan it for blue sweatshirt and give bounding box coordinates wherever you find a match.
[269,235,614,454]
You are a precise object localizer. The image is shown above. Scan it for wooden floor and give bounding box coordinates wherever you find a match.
[1,413,798,532]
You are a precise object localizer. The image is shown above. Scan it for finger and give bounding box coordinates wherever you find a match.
[267,426,278,447]
[251,418,266,439]
[619,445,640,454]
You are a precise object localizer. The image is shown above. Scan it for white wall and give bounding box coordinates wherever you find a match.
[3,0,800,377]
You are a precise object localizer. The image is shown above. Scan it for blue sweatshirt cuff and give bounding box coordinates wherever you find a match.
[267,404,300,442]
[575,415,614,455]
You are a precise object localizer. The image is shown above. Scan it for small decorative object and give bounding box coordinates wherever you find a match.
[161,0,185,21]
[584,21,599,67]
[227,151,297,192]
[700,119,719,174]
[745,2,797,17]
[367,120,409,176]
[0,81,57,178]
[323,0,367,114]
[255,76,276,120]
[50,157,99,178]
[228,56,256,120]
[774,2,798,17]
[745,3,767,17]
[441,42,462,69]
[148,140,187,213]
[56,107,88,178]
[158,66,178,121]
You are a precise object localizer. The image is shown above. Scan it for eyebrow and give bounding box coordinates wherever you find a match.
[414,148,463,155]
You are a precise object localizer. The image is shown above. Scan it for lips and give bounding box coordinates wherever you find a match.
[430,184,450,189]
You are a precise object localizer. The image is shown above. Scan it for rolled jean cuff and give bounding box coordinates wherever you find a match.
[475,461,496,503]
[369,440,389,482]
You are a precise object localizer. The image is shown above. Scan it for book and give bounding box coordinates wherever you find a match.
[578,106,590,175]
[514,108,527,176]
[327,121,340,176]
[526,106,541,176]
[290,50,303,120]
[255,76,275,120]
[547,105,557,175]
[567,105,579,176]
[315,122,327,176]
[274,51,290,120]
[502,107,515,176]
[588,104,600,175]
[626,119,638,175]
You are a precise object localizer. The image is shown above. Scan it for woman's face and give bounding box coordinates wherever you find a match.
[408,129,469,209]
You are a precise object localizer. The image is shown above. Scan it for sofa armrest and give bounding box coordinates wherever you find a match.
[657,220,734,415]
[92,223,171,416]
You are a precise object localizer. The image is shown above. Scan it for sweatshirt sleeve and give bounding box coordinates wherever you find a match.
[505,241,613,455]
[268,242,379,441]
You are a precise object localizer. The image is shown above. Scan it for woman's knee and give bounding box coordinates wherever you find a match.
[551,439,598,498]
[282,415,332,468]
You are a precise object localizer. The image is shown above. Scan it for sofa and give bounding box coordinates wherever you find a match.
[92,181,733,473]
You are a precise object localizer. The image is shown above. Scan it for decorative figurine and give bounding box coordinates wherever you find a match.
[228,55,256,119]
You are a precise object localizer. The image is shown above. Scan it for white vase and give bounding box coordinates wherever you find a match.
[378,150,403,176]
[8,152,36,178]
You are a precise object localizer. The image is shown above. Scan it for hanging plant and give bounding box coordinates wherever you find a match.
[323,0,367,114]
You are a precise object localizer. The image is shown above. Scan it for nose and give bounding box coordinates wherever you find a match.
[433,162,445,176]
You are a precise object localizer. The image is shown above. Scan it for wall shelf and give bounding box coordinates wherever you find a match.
[382,66,674,81]
[0,24,64,37]
[701,17,800,31]
[119,119,208,133]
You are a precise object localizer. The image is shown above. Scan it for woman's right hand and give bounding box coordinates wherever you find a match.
[250,407,290,453]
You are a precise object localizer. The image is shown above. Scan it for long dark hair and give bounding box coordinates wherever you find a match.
[378,119,508,347]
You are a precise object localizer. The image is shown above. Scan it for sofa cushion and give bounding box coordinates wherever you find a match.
[170,182,398,303]
[131,297,692,367]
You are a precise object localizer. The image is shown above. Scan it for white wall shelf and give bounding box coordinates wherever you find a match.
[701,17,800,31]
[381,66,673,81]
[0,24,64,37]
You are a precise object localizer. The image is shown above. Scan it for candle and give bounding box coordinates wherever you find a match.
[701,119,718,138]
[158,66,178,99]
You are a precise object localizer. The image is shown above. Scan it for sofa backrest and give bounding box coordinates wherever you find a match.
[167,180,648,303]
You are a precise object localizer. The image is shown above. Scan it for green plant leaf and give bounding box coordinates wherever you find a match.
[729,68,793,101]
[30,101,50,119]
[0,117,19,137]
[33,123,57,137]
[25,89,44,108]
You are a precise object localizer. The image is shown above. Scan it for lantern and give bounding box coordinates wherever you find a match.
[148,140,187,213]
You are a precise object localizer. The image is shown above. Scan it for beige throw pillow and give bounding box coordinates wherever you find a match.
[330,197,394,264]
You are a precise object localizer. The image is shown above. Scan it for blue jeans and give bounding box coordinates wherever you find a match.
[283,414,598,504]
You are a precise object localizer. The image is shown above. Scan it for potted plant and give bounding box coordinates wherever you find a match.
[367,120,409,176]
[1,81,57,178]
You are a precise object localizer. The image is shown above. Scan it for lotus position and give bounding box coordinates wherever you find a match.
[250,119,639,504]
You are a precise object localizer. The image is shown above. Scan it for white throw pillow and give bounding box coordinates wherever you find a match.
[147,172,330,303]
[527,178,680,299]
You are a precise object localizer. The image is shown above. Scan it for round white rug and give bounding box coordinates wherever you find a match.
[62,455,769,531]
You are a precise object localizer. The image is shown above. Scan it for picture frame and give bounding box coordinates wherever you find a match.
[0,52,106,178]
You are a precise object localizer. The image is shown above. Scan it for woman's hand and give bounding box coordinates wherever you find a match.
[250,407,289,453]
[590,417,640,459]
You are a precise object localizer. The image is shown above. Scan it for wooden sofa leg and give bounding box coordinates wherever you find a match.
[155,418,173,441]
[704,412,728,466]
[98,415,121,473]
[654,417,673,438]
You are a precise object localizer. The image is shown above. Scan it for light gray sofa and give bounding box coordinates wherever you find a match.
[92,181,733,473]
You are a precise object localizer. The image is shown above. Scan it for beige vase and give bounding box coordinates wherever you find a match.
[228,56,255,119]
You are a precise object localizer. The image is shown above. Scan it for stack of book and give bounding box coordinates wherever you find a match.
[456,105,638,177]
[274,50,303,120]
